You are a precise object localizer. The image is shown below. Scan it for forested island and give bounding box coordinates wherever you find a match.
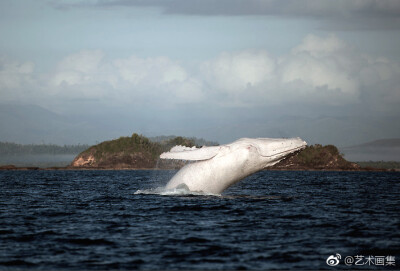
[0,134,397,171]
[70,134,216,169]
[68,134,387,171]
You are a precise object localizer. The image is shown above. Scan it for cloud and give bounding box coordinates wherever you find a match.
[52,50,105,86]
[113,55,204,103]
[200,51,275,93]
[291,34,348,57]
[48,50,204,105]
[279,34,361,102]
[200,34,400,107]
[51,0,400,30]
[113,55,187,86]
[0,57,36,101]
[0,58,34,89]
[1,34,399,114]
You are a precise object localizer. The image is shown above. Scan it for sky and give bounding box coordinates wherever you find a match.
[0,0,400,146]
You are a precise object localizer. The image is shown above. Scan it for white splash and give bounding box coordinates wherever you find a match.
[134,185,221,197]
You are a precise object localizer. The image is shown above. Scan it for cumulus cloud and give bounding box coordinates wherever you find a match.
[113,55,204,103]
[279,34,361,103]
[113,56,187,86]
[0,58,34,89]
[52,50,105,86]
[49,50,117,101]
[48,50,203,105]
[51,0,400,29]
[200,51,275,94]
[1,34,399,113]
[284,34,400,107]
[0,58,36,101]
[291,34,348,57]
[200,34,400,107]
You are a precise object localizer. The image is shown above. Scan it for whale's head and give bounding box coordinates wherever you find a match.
[237,137,307,167]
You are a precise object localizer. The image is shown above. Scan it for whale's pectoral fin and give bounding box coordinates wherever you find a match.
[160,146,220,161]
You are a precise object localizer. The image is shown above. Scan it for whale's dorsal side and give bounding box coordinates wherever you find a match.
[160,146,220,161]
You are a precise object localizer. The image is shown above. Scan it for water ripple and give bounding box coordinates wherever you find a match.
[0,170,399,270]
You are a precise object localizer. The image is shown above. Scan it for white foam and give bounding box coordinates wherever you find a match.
[134,186,221,197]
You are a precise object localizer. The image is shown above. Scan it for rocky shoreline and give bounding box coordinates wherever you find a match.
[0,164,393,172]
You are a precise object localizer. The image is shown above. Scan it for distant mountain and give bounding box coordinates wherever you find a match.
[0,141,91,167]
[348,138,400,148]
[339,138,400,161]
[0,142,90,155]
[0,104,130,145]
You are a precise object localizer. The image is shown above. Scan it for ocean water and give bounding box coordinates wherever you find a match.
[0,170,399,270]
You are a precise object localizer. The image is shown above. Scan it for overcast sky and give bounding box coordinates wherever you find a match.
[1,0,400,146]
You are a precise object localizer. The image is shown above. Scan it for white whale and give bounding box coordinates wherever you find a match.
[160,137,307,194]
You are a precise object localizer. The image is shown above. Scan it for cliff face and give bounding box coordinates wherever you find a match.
[71,150,156,169]
[271,144,360,170]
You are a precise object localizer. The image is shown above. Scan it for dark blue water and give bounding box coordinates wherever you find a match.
[0,170,399,270]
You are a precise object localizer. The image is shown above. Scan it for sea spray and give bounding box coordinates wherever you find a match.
[142,158,198,194]
[134,185,221,197]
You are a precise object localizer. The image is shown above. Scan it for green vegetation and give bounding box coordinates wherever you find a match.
[80,133,204,160]
[287,144,353,169]
[149,135,218,147]
[159,136,196,150]
[356,161,400,170]
[72,133,209,168]
[0,142,90,155]
[82,133,162,160]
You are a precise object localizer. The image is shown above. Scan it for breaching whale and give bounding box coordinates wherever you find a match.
[160,137,307,194]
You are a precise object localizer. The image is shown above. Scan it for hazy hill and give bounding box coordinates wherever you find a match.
[0,104,133,145]
[0,142,91,167]
[2,104,400,148]
[339,138,400,161]
[0,142,90,155]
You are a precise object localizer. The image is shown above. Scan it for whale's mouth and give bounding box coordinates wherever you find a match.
[276,146,305,160]
[261,145,305,169]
